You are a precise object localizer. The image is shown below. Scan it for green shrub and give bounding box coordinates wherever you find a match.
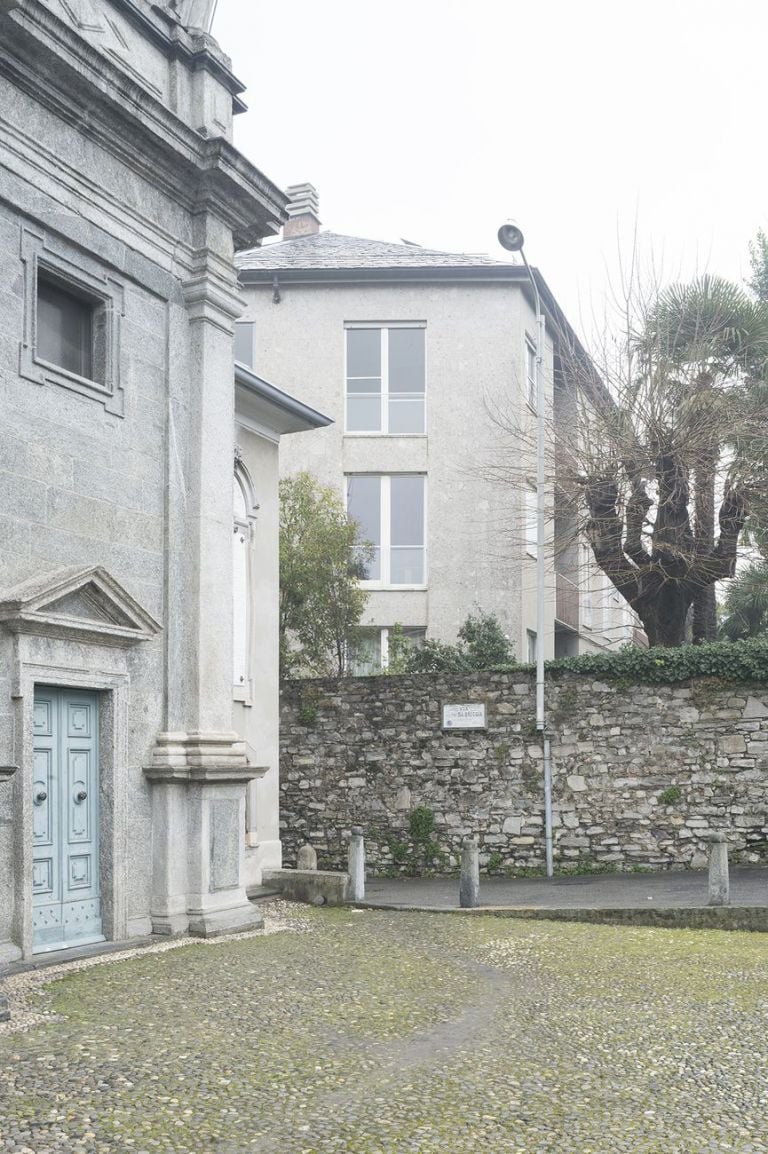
[495,638,768,686]
[386,837,409,864]
[409,806,436,843]
[658,785,683,806]
[403,610,514,673]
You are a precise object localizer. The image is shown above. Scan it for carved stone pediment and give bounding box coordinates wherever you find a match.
[165,0,218,32]
[0,565,161,647]
[51,0,166,98]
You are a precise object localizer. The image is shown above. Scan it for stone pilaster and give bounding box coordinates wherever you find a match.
[145,734,266,936]
[145,226,264,938]
[0,766,17,969]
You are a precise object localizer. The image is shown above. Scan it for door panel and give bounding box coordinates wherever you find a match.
[67,748,92,842]
[32,688,103,953]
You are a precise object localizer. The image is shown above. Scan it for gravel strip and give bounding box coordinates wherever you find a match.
[0,900,315,1037]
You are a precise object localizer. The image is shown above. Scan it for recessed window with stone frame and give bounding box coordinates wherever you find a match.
[19,227,125,415]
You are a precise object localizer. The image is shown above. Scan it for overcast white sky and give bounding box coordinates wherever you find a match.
[214,0,768,343]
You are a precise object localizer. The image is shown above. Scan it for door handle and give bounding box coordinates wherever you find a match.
[75,790,88,803]
[34,790,47,804]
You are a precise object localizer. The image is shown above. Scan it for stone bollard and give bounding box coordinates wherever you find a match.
[296,843,318,871]
[348,826,365,902]
[459,838,480,909]
[707,833,730,907]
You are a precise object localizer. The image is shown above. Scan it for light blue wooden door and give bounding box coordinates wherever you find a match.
[32,688,104,953]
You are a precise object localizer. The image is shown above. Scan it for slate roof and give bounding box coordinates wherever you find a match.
[237,231,518,272]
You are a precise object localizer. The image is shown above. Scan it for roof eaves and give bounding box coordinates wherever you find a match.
[239,264,525,284]
[234,364,332,431]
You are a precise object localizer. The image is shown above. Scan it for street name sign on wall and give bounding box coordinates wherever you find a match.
[442,703,487,730]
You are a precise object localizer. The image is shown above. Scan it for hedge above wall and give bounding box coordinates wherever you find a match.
[494,639,768,686]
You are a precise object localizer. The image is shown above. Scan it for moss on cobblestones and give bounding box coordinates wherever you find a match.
[2,907,768,1153]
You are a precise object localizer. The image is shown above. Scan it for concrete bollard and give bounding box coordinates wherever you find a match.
[459,837,480,908]
[348,826,365,902]
[707,832,730,906]
[296,843,318,871]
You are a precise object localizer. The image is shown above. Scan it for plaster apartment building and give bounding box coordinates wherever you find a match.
[237,185,639,671]
[0,0,330,964]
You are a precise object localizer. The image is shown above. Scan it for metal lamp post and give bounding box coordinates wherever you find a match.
[497,220,554,879]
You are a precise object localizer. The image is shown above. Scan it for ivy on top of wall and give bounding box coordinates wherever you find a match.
[494,639,768,686]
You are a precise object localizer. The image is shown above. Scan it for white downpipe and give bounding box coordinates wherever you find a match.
[521,252,554,879]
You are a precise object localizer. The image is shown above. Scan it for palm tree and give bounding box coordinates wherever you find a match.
[640,276,768,643]
[720,562,768,640]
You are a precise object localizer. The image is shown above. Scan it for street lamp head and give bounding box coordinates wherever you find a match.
[497,220,525,253]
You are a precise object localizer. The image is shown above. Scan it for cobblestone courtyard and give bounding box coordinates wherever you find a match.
[2,904,768,1153]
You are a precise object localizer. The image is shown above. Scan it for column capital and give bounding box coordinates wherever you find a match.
[144,731,264,783]
[182,274,244,325]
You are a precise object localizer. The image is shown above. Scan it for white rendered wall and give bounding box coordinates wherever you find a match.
[233,427,283,886]
[240,278,559,662]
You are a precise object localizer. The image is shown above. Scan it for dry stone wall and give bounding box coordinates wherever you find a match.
[279,670,768,874]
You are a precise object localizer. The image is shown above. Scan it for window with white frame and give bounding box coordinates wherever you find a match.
[347,628,382,676]
[609,592,623,643]
[525,336,537,410]
[347,626,426,675]
[233,461,258,698]
[347,474,426,585]
[345,325,425,434]
[524,487,538,557]
[527,629,537,663]
[591,580,605,635]
[581,543,593,629]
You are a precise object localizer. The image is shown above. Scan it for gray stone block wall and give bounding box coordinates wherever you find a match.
[0,0,288,957]
[0,179,168,943]
[279,672,768,874]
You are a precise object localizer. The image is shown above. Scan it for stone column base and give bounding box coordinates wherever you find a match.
[149,912,190,937]
[144,732,268,941]
[188,902,263,938]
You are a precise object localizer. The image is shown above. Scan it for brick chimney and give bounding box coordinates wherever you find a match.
[283,183,321,239]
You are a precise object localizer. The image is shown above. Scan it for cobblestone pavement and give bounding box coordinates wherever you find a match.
[2,903,768,1153]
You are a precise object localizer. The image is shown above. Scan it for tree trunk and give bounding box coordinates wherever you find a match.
[692,450,718,643]
[637,584,692,648]
[692,585,717,643]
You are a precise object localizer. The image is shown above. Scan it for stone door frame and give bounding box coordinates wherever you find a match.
[12,649,129,961]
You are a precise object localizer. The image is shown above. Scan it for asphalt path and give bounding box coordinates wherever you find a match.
[363,865,768,909]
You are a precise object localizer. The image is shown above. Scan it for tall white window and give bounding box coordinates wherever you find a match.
[527,629,538,663]
[524,487,538,558]
[345,325,425,434]
[347,474,426,586]
[525,336,537,409]
[233,462,258,698]
[581,543,593,630]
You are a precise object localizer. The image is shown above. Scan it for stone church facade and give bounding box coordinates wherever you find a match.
[0,0,327,962]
